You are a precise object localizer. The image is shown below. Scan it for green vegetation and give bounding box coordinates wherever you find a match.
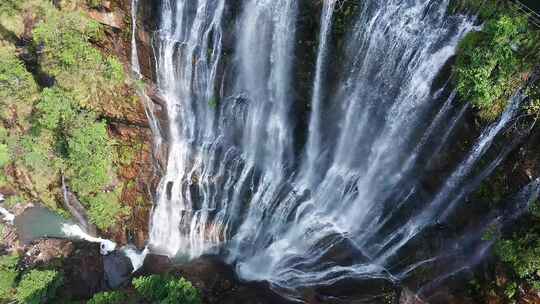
[133,275,202,304]
[87,291,126,304]
[452,1,540,301]
[32,6,125,113]
[490,201,540,299]
[0,46,38,120]
[66,118,114,196]
[15,269,63,304]
[0,0,135,230]
[0,0,21,17]
[0,254,19,301]
[85,191,128,230]
[494,232,540,291]
[453,0,540,121]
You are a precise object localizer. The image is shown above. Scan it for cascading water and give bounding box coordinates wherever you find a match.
[138,0,538,298]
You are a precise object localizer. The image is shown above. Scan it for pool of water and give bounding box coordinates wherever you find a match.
[14,206,73,243]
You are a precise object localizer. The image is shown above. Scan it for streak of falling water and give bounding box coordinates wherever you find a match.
[139,0,536,298]
[130,0,141,78]
[300,0,337,187]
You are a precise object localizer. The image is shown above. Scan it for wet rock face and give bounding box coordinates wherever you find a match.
[135,0,159,82]
[139,255,295,304]
[140,253,172,274]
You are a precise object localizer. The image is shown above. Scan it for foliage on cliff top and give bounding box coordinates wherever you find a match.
[32,3,126,112]
[0,0,20,17]
[133,275,202,304]
[0,254,19,301]
[0,0,131,229]
[87,291,126,304]
[0,46,39,121]
[454,5,540,121]
[15,269,63,304]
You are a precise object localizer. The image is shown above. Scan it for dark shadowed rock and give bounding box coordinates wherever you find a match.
[139,253,173,274]
[104,251,134,288]
[137,254,293,304]
[59,242,105,300]
[170,256,295,304]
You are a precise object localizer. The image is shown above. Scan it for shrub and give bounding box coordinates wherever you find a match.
[36,88,78,131]
[133,275,201,304]
[0,46,38,118]
[494,232,540,291]
[0,255,19,301]
[0,0,20,16]
[164,277,202,304]
[32,7,125,112]
[87,291,125,304]
[85,191,127,230]
[15,270,63,304]
[454,9,540,121]
[132,275,169,302]
[66,118,114,196]
[105,57,126,84]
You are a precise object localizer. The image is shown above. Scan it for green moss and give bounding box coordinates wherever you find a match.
[116,142,139,166]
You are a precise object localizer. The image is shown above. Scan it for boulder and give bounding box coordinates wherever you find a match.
[104,250,134,288]
[139,253,173,274]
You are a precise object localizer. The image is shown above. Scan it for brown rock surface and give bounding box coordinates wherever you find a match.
[88,10,125,29]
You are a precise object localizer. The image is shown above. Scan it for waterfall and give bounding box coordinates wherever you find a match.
[130,0,141,78]
[141,0,532,297]
[0,193,14,223]
[300,0,337,186]
[0,207,14,224]
[62,224,117,255]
